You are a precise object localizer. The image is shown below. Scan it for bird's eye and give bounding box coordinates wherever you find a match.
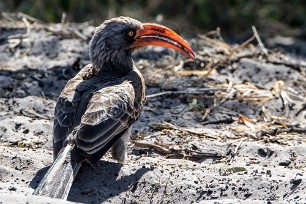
[128,30,134,37]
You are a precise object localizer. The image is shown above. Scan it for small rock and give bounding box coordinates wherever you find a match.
[8,186,17,191]
[258,148,274,158]
[290,178,302,186]
[244,193,252,198]
[23,129,29,134]
[0,76,12,90]
[279,160,291,166]
[15,122,22,130]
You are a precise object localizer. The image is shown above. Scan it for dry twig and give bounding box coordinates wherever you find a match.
[252,26,269,56]
[146,87,228,99]
[199,34,256,78]
[132,140,171,154]
[229,139,245,163]
[256,127,306,138]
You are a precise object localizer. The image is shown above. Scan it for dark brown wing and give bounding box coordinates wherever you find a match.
[75,80,136,157]
[53,77,84,159]
[53,65,144,163]
[52,65,98,159]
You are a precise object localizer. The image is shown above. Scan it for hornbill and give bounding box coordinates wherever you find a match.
[33,16,195,199]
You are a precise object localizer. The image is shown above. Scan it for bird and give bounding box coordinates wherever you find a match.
[33,16,195,199]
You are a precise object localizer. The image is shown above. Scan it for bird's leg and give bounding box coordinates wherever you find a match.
[111,127,131,164]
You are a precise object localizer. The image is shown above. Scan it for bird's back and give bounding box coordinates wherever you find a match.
[53,64,145,164]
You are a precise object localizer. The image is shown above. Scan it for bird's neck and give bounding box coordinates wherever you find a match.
[92,50,133,76]
[103,57,133,75]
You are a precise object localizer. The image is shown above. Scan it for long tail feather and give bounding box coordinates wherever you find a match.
[33,144,82,199]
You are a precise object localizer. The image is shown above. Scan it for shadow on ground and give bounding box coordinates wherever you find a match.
[29,160,151,203]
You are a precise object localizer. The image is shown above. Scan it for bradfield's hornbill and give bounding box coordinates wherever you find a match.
[33,16,195,199]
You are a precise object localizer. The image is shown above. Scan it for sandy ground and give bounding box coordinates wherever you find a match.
[0,17,306,204]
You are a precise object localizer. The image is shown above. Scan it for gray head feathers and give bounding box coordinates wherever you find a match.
[89,16,142,73]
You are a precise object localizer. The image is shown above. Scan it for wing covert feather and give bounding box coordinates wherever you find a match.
[75,80,137,155]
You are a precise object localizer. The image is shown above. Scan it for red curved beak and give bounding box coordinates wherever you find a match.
[132,23,195,59]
